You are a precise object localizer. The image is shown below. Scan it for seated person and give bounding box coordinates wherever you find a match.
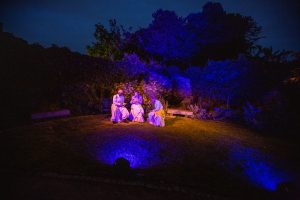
[111,89,129,123]
[148,96,165,127]
[129,91,144,122]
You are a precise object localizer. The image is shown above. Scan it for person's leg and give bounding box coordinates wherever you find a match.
[154,110,165,127]
[120,107,129,120]
[159,116,165,127]
[131,104,144,122]
[136,105,144,122]
[128,105,134,121]
[154,115,160,126]
[111,104,117,122]
[112,104,125,123]
[161,117,165,127]
[152,113,165,127]
[148,111,155,125]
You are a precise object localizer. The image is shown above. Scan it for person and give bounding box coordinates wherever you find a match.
[111,89,129,123]
[129,91,144,122]
[148,96,165,127]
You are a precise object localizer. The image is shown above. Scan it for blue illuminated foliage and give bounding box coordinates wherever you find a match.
[118,52,148,77]
[188,55,255,104]
[228,145,291,191]
[137,9,197,64]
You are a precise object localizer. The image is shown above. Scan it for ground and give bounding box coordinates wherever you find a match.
[1,115,299,199]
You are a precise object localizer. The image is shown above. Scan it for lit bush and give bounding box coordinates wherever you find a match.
[117,53,148,78]
[188,104,212,120]
[185,55,259,107]
[114,79,171,113]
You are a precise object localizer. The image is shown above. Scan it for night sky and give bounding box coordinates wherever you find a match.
[1,0,299,54]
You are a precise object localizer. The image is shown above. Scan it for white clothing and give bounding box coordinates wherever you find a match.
[148,99,165,127]
[129,95,144,122]
[111,94,129,122]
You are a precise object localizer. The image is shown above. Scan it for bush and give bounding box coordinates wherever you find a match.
[242,90,291,131]
[188,104,212,120]
[114,79,171,114]
[198,55,254,104]
[211,107,239,121]
[117,53,148,78]
[242,101,263,130]
[62,82,102,114]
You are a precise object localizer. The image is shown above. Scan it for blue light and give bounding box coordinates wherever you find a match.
[228,145,291,191]
[94,135,162,169]
[89,134,293,191]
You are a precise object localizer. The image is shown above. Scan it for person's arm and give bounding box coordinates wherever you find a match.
[138,96,143,104]
[120,96,125,106]
[130,96,135,104]
[113,95,121,106]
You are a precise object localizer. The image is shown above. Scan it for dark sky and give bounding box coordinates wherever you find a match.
[1,0,299,54]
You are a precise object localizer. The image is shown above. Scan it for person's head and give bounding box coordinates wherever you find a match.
[117,89,123,95]
[134,91,139,96]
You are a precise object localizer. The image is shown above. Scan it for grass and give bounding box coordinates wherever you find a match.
[1,115,299,199]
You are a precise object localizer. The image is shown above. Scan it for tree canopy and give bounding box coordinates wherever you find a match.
[87,2,262,66]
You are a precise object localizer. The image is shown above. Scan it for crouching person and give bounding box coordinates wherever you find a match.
[148,96,165,127]
[111,89,129,123]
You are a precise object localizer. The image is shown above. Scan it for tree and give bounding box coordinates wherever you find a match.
[250,45,293,63]
[192,55,257,105]
[186,2,262,64]
[136,9,198,66]
[87,19,125,61]
[87,2,262,66]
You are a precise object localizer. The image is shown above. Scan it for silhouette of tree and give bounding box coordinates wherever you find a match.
[87,19,125,61]
[87,2,262,66]
[250,45,293,63]
[135,9,197,66]
[186,2,262,64]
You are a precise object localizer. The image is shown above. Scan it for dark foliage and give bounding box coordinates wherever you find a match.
[0,31,127,128]
[88,2,262,67]
[1,0,299,134]
[87,19,125,60]
[186,2,262,65]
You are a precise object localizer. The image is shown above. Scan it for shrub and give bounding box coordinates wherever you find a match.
[198,55,253,104]
[117,53,148,78]
[114,79,171,113]
[211,107,239,121]
[62,82,103,114]
[242,101,263,130]
[188,104,212,120]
